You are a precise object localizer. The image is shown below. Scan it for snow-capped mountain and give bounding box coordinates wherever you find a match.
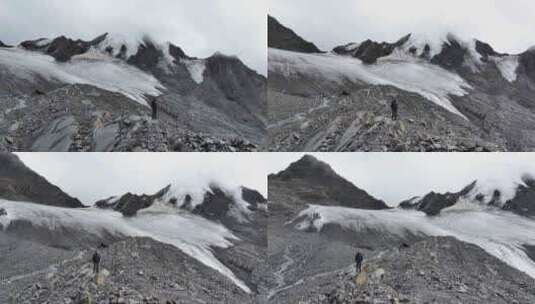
[268,16,535,152]
[94,181,267,224]
[0,33,266,152]
[0,153,266,300]
[400,174,535,217]
[267,155,535,303]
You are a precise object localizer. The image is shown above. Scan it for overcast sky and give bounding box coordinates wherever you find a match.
[16,153,269,205]
[270,0,535,54]
[0,0,266,74]
[265,153,535,206]
[11,152,535,207]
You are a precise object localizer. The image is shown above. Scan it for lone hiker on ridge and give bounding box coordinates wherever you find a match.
[390,97,399,121]
[92,250,101,275]
[355,251,364,274]
[150,96,158,120]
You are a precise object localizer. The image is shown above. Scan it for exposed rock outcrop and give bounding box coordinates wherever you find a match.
[0,152,83,207]
[268,15,321,53]
[270,155,388,210]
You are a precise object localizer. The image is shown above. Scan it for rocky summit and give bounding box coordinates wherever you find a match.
[0,32,266,152]
[269,155,388,212]
[268,16,322,54]
[0,152,83,208]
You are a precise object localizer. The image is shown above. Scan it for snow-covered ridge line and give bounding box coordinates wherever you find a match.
[0,199,251,293]
[150,182,253,223]
[295,204,535,279]
[269,48,471,118]
[0,47,163,106]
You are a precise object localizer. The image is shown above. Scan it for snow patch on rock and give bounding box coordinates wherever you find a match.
[148,183,252,223]
[182,59,206,84]
[93,33,144,59]
[491,55,519,83]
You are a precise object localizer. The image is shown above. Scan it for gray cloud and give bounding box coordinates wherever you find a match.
[0,0,266,74]
[266,153,535,206]
[16,153,269,205]
[270,0,535,54]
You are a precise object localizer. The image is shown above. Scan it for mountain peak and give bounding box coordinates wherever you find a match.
[272,155,389,210]
[275,154,334,180]
[268,15,322,53]
[0,153,83,208]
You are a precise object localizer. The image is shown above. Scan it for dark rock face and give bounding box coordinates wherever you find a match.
[334,35,410,64]
[95,184,171,217]
[398,196,421,209]
[20,33,108,62]
[168,43,189,61]
[127,39,164,71]
[503,175,535,217]
[430,36,468,70]
[520,49,535,82]
[193,186,234,221]
[407,181,477,216]
[268,15,321,53]
[271,155,388,210]
[204,54,267,122]
[0,41,11,48]
[19,38,50,51]
[475,40,504,62]
[0,152,83,207]
[45,36,90,62]
[241,187,267,211]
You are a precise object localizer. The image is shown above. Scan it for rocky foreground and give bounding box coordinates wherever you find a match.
[0,84,258,152]
[4,237,254,304]
[292,237,535,304]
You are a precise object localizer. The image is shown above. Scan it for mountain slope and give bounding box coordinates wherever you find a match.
[268,16,321,53]
[268,26,535,152]
[270,155,388,211]
[0,152,83,207]
[266,155,535,303]
[307,237,535,304]
[0,33,266,151]
[2,236,254,303]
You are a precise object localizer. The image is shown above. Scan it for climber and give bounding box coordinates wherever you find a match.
[355,251,364,273]
[390,97,399,121]
[150,97,158,120]
[92,250,101,275]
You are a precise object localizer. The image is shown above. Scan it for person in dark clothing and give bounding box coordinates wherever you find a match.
[390,98,399,121]
[92,250,101,275]
[150,97,158,120]
[355,251,364,273]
